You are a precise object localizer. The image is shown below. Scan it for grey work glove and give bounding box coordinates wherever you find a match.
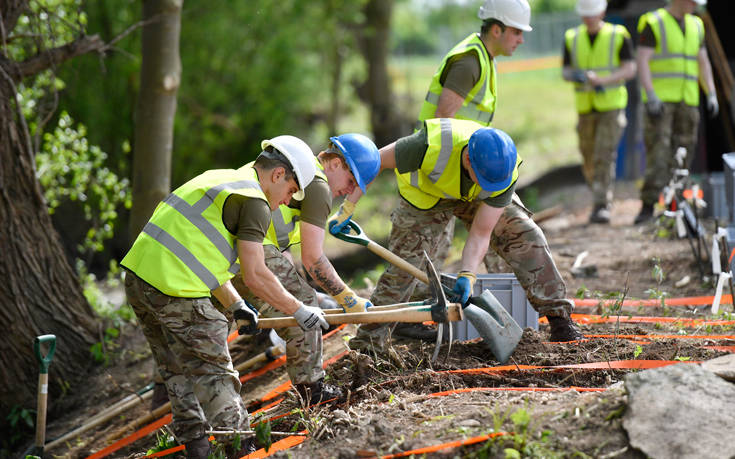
[645,89,663,117]
[293,303,329,332]
[707,93,719,118]
[229,299,259,335]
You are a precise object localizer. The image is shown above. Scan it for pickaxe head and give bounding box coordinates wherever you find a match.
[423,251,448,324]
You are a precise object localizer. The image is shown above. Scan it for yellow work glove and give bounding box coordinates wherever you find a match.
[451,271,477,306]
[333,286,372,313]
[328,200,355,235]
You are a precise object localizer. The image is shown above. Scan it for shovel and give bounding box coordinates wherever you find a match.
[29,334,56,458]
[332,219,523,364]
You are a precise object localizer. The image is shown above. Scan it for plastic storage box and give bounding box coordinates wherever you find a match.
[441,273,538,341]
[703,172,726,220]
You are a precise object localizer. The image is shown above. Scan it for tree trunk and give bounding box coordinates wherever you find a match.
[0,66,98,414]
[354,0,411,146]
[128,0,182,242]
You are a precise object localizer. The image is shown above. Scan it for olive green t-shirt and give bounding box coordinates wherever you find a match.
[283,176,332,228]
[440,51,483,99]
[222,194,271,242]
[394,127,515,208]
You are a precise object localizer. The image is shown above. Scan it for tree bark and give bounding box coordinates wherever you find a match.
[354,0,411,146]
[128,0,182,242]
[0,1,102,412]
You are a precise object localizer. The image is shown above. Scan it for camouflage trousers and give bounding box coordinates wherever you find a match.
[232,245,324,385]
[124,270,249,444]
[370,196,573,318]
[640,102,700,206]
[577,109,626,207]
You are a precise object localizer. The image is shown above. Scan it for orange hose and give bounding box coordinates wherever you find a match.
[242,430,309,459]
[572,294,732,307]
[585,334,735,340]
[538,314,735,327]
[378,432,508,458]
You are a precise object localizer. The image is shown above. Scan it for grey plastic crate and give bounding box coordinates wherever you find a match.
[703,172,726,220]
[442,273,538,341]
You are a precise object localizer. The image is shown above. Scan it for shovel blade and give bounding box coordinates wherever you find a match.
[464,290,523,364]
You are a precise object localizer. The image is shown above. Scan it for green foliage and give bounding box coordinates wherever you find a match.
[90,326,121,365]
[477,405,562,458]
[4,406,36,453]
[36,112,132,263]
[633,344,643,359]
[145,430,178,456]
[255,418,273,452]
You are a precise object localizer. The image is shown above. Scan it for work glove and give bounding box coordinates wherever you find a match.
[328,200,355,235]
[229,299,259,335]
[333,287,373,313]
[707,93,719,118]
[293,303,329,332]
[451,271,477,307]
[570,69,588,84]
[645,89,663,117]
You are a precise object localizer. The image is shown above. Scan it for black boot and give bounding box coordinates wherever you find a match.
[547,315,584,342]
[634,203,654,224]
[589,204,611,224]
[225,436,258,457]
[184,435,211,459]
[393,322,438,341]
[294,379,343,405]
[150,383,169,412]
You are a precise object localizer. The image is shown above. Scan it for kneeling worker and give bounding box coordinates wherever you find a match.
[121,136,329,459]
[232,133,380,405]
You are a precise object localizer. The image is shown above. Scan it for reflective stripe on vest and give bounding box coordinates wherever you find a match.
[566,22,629,113]
[121,167,267,297]
[396,118,520,210]
[264,158,328,251]
[638,8,702,106]
[418,34,496,127]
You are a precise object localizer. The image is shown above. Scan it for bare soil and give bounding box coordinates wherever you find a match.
[35,180,735,459]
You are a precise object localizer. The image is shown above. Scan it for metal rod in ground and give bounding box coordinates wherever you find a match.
[205,430,306,437]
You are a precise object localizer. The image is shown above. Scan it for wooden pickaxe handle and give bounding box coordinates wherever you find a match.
[365,241,430,284]
[256,304,462,329]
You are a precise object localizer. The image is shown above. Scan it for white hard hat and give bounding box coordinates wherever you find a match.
[693,0,706,5]
[478,0,532,32]
[260,135,316,201]
[576,0,607,16]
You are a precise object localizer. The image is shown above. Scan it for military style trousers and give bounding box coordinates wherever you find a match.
[370,196,573,318]
[640,101,700,206]
[577,109,626,208]
[232,245,324,385]
[125,271,249,444]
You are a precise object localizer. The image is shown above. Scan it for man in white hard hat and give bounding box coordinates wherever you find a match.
[563,0,636,224]
[634,0,717,224]
[121,136,329,459]
[334,0,584,344]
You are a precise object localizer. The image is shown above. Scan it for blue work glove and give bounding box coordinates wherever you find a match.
[230,299,259,335]
[451,271,477,307]
[328,200,355,235]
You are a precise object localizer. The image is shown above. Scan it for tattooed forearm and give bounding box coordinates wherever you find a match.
[306,254,345,295]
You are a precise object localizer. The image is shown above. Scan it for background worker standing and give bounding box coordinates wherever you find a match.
[333,119,523,350]
[634,0,718,224]
[352,0,582,342]
[231,133,380,405]
[121,136,330,459]
[562,0,636,224]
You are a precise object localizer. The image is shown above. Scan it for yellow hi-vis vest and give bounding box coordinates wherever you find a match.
[263,158,328,251]
[396,118,520,210]
[638,8,703,106]
[121,166,267,298]
[565,22,629,113]
[418,33,497,127]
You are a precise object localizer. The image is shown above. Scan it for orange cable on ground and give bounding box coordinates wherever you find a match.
[585,334,735,340]
[378,432,508,459]
[427,387,605,397]
[441,359,695,375]
[572,294,732,307]
[242,430,309,459]
[86,414,172,459]
[538,314,735,327]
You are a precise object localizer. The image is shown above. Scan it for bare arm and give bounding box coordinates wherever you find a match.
[697,47,716,96]
[211,280,241,308]
[589,60,637,87]
[237,240,302,315]
[636,46,656,93]
[460,203,504,272]
[300,221,346,296]
[434,88,465,118]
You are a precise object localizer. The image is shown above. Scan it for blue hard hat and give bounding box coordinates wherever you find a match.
[329,133,380,193]
[467,128,517,192]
